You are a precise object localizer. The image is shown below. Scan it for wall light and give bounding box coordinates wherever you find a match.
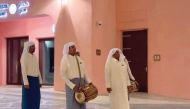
[52,24,55,34]
[9,4,17,15]
[61,0,68,6]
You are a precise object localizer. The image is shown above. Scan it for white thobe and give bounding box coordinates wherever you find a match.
[21,53,42,85]
[105,58,130,109]
[60,55,91,89]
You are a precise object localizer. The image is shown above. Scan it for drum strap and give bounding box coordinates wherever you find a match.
[75,55,82,87]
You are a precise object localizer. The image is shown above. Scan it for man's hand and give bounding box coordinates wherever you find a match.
[24,85,30,89]
[89,82,93,85]
[134,81,139,86]
[73,85,80,92]
[107,88,112,93]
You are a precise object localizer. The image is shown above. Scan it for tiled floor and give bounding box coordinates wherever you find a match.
[0,86,190,109]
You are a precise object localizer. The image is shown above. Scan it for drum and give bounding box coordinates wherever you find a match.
[127,80,139,93]
[75,83,98,104]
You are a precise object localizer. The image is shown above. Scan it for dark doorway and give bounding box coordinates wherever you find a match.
[122,29,148,92]
[39,38,54,85]
[7,37,28,85]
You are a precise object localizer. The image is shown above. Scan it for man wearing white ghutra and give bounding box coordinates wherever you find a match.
[60,42,92,109]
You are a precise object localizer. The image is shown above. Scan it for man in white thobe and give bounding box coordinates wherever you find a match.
[105,48,131,109]
[60,42,91,109]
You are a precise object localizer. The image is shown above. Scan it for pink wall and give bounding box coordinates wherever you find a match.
[54,0,117,94]
[24,0,113,94]
[91,0,117,94]
[116,0,190,99]
[0,0,190,99]
[0,35,2,84]
[0,16,54,85]
[0,20,27,85]
[54,0,93,91]
[0,0,61,22]
[0,0,62,88]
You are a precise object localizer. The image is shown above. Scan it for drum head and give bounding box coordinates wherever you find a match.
[75,91,85,104]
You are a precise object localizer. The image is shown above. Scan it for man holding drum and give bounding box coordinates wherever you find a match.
[60,42,93,109]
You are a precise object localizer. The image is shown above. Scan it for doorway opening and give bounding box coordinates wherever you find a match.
[6,37,28,85]
[122,29,148,92]
[39,38,54,85]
